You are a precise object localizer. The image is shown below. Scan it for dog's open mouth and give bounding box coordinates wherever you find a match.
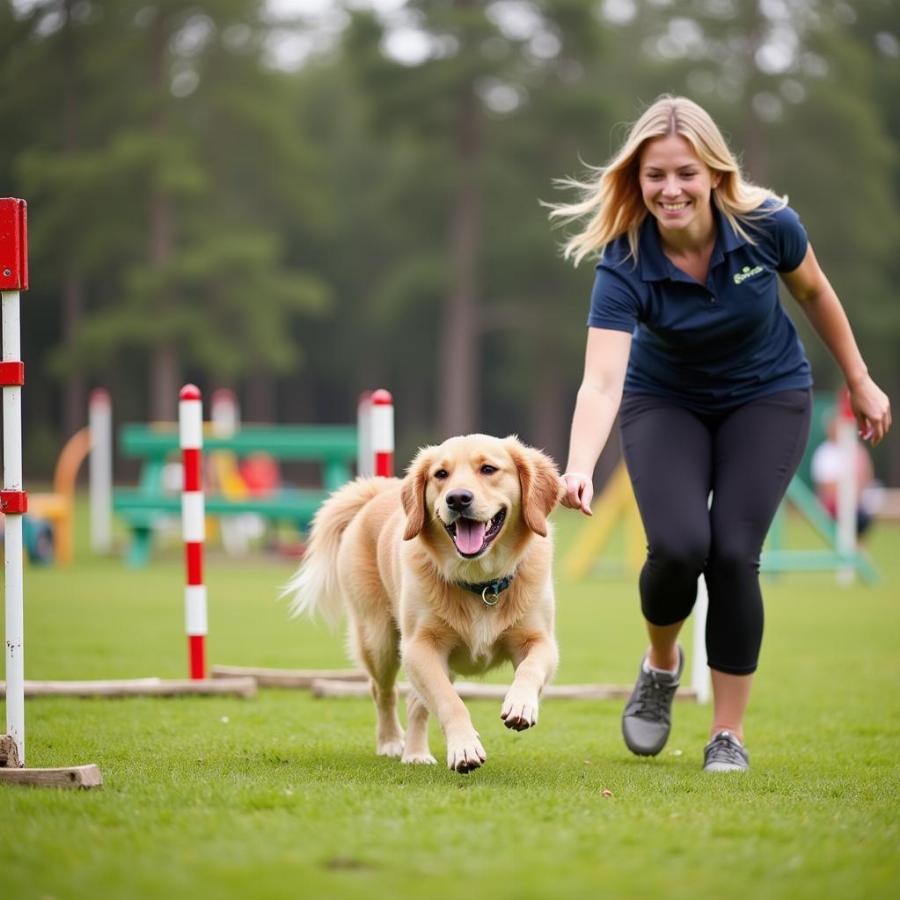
[443,509,507,558]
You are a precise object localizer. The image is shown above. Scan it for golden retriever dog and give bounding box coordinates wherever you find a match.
[285,434,561,773]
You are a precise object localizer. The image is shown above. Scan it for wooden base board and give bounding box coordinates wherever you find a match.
[0,764,102,789]
[211,666,699,702]
[0,735,102,789]
[211,665,367,687]
[0,676,257,699]
[311,679,699,702]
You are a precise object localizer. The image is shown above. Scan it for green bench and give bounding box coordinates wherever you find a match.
[113,424,357,566]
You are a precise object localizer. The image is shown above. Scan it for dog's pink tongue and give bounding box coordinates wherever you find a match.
[454,518,486,554]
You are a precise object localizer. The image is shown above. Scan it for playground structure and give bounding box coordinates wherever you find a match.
[113,420,360,565]
[111,387,396,566]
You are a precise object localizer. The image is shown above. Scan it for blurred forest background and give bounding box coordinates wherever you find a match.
[1,0,898,482]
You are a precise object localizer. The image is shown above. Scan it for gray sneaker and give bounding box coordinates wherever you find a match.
[703,731,750,772]
[621,646,684,756]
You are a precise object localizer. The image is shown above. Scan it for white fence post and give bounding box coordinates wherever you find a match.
[89,388,113,554]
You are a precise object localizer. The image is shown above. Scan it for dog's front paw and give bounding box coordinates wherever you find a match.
[501,685,539,731]
[401,751,437,765]
[446,732,486,774]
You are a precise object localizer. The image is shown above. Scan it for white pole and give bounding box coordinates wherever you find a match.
[691,574,711,704]
[89,388,113,554]
[211,388,239,437]
[2,289,25,765]
[836,414,857,585]
[690,490,713,704]
[357,391,372,477]
[211,388,251,557]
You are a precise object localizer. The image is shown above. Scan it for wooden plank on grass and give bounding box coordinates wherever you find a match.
[0,764,103,789]
[311,679,699,701]
[0,677,257,699]
[210,665,367,687]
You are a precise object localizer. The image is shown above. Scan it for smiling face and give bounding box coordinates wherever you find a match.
[400,435,561,568]
[638,134,720,238]
[426,436,520,560]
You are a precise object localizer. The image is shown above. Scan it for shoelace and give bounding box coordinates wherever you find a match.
[635,674,677,720]
[706,735,746,766]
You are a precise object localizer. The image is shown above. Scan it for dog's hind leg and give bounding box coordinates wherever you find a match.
[401,689,436,765]
[350,615,405,758]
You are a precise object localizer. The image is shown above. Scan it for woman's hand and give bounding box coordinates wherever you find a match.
[848,376,892,446]
[560,472,594,516]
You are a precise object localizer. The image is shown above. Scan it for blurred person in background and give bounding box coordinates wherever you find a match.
[811,412,881,540]
[550,95,891,772]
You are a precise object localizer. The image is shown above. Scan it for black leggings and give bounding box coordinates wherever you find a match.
[618,390,812,675]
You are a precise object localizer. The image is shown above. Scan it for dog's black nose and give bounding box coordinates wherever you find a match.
[446,489,474,511]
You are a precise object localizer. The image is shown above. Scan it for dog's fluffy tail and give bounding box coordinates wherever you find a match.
[282,478,387,628]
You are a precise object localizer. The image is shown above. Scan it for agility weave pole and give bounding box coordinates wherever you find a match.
[369,389,394,477]
[0,197,102,788]
[180,384,208,679]
[356,388,395,477]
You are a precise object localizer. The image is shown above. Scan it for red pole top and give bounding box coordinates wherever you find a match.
[0,198,28,292]
[180,384,202,402]
[90,387,111,406]
[371,388,393,406]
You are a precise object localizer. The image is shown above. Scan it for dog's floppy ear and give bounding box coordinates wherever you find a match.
[400,447,432,541]
[506,437,561,538]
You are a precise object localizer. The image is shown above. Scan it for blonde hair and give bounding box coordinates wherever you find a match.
[548,95,786,266]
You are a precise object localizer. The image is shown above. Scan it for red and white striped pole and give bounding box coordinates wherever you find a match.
[179,384,207,680]
[1,197,28,765]
[370,388,394,477]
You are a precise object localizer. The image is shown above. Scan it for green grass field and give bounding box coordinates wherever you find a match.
[2,506,898,900]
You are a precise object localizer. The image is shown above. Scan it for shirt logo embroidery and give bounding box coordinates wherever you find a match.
[733,265,765,285]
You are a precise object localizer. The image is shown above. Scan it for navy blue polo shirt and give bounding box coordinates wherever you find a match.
[588,201,813,412]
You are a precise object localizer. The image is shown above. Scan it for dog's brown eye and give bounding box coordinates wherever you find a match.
[480,464,498,475]
[434,469,449,480]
